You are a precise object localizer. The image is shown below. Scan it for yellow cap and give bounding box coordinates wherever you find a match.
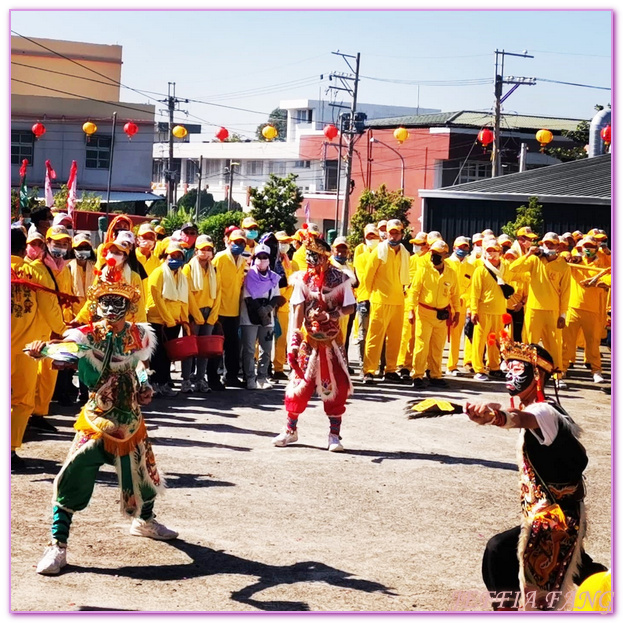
[430,240,448,253]
[45,225,72,241]
[516,226,538,239]
[241,216,259,229]
[195,235,214,249]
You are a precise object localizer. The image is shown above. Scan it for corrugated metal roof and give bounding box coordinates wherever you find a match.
[421,153,611,203]
[367,110,585,133]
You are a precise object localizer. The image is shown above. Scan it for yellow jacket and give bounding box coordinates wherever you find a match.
[278,256,300,313]
[508,254,570,316]
[353,246,374,302]
[135,241,166,276]
[409,259,460,313]
[470,263,508,316]
[212,249,246,317]
[363,244,407,306]
[146,264,203,327]
[568,258,606,314]
[11,256,66,348]
[292,244,307,269]
[446,255,475,307]
[182,259,221,324]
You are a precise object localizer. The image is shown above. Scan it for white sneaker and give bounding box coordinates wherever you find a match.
[448,369,460,377]
[246,379,258,390]
[593,372,604,384]
[328,433,344,452]
[160,384,178,398]
[130,517,178,540]
[257,379,274,390]
[474,373,490,381]
[557,380,568,389]
[36,542,67,575]
[180,380,194,393]
[196,380,211,393]
[273,428,298,447]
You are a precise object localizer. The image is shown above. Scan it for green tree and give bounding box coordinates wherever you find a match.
[198,210,246,252]
[256,108,287,142]
[147,199,167,217]
[210,199,243,216]
[11,187,42,219]
[177,188,215,217]
[53,184,102,213]
[501,196,544,239]
[347,184,413,249]
[545,104,609,163]
[161,205,198,235]
[249,173,302,235]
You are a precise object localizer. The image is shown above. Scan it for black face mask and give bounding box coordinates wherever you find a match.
[505,361,534,396]
[431,253,443,266]
[97,294,129,322]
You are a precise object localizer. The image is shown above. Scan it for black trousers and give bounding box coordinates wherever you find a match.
[150,323,181,385]
[483,525,607,610]
[218,315,241,382]
[508,307,525,343]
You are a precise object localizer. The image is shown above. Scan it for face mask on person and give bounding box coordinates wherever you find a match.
[97,294,129,323]
[431,253,443,266]
[455,248,469,259]
[306,250,321,266]
[138,237,155,250]
[279,243,290,254]
[167,258,184,271]
[245,229,259,241]
[365,238,379,249]
[26,245,43,261]
[333,255,347,265]
[411,244,422,254]
[474,246,483,257]
[105,251,125,267]
[255,258,270,271]
[485,251,501,262]
[74,249,92,261]
[505,361,535,396]
[540,245,557,257]
[584,247,597,258]
[49,245,68,259]
[230,242,245,256]
[181,232,197,247]
[22,218,31,226]
[197,248,213,261]
[388,239,401,247]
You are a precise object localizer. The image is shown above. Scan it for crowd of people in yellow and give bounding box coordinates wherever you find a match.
[10,204,611,472]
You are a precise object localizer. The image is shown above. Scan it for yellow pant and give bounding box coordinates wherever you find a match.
[273,307,290,373]
[363,302,404,375]
[447,305,470,371]
[524,308,563,371]
[34,358,58,416]
[563,308,602,373]
[11,350,39,450]
[413,306,447,379]
[472,313,503,374]
[397,305,415,371]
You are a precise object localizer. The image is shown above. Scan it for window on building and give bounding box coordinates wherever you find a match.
[294,160,311,169]
[246,160,264,176]
[11,130,34,166]
[324,160,338,191]
[85,135,112,170]
[457,161,492,184]
[205,159,223,181]
[185,159,199,184]
[268,160,286,175]
[294,109,313,124]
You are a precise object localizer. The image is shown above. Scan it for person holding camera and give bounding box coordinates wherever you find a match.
[409,239,460,390]
[506,232,570,373]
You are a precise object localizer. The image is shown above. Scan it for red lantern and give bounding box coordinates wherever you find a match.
[323,124,339,141]
[32,122,46,139]
[601,125,611,146]
[215,127,229,142]
[123,122,139,139]
[477,128,494,148]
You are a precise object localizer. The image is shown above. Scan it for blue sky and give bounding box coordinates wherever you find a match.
[9,6,613,139]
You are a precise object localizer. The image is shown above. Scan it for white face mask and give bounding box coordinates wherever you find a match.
[105,251,125,267]
[474,246,483,257]
[412,244,422,254]
[138,237,155,250]
[365,238,379,249]
[279,243,290,254]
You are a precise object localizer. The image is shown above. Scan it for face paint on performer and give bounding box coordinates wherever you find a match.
[97,294,129,323]
[306,250,322,267]
[505,359,535,396]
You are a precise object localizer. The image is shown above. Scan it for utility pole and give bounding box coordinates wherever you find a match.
[159,82,188,213]
[327,50,362,237]
[105,111,117,219]
[195,155,203,223]
[225,161,239,211]
[492,50,536,177]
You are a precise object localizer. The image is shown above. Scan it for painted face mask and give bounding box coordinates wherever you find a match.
[431,253,443,266]
[306,250,321,266]
[49,245,68,259]
[167,258,184,270]
[97,294,129,323]
[26,245,44,261]
[74,249,92,261]
[105,251,125,267]
[245,229,259,241]
[366,238,379,249]
[505,360,534,396]
[279,243,290,254]
[255,258,270,271]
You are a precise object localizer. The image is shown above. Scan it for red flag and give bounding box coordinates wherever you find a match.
[45,160,57,208]
[66,160,78,215]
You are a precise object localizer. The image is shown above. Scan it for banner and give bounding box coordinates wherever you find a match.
[66,160,78,215]
[19,159,29,210]
[45,160,57,208]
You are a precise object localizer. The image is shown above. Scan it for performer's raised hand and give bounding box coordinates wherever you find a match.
[464,400,502,425]
[24,340,47,358]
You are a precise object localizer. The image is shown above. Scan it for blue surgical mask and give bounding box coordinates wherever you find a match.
[23,218,31,225]
[333,255,347,265]
[455,248,469,259]
[167,258,184,270]
[230,243,245,256]
[388,239,401,247]
[245,229,258,240]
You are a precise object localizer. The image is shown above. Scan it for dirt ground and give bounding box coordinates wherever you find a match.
[10,347,612,613]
